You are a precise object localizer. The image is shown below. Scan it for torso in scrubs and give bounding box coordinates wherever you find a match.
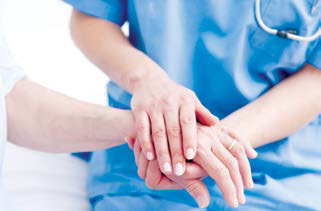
[64,0,321,210]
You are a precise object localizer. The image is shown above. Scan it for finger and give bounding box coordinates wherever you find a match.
[182,162,207,179]
[220,132,254,189]
[145,160,180,190]
[133,138,141,166]
[164,108,186,176]
[137,149,149,179]
[134,111,155,160]
[212,142,245,205]
[172,177,210,208]
[222,127,258,159]
[150,112,172,174]
[195,151,239,208]
[194,98,219,126]
[180,103,197,160]
[125,136,135,149]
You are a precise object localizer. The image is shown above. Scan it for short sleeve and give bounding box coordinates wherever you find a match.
[63,0,127,26]
[0,35,26,95]
[307,39,321,70]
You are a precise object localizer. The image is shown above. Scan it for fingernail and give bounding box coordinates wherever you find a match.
[163,162,172,173]
[186,148,195,160]
[252,150,258,158]
[196,196,207,208]
[240,194,246,204]
[248,180,254,189]
[124,136,129,143]
[146,152,154,160]
[232,199,239,208]
[175,163,184,176]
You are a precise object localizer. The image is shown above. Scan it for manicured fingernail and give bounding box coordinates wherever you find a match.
[196,196,207,208]
[186,148,195,160]
[175,163,184,176]
[163,162,172,173]
[146,152,154,160]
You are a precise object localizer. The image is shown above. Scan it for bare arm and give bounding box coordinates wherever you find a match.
[70,10,167,93]
[222,64,321,148]
[6,79,135,153]
[70,10,218,175]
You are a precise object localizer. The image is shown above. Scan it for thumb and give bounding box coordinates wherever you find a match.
[195,100,219,126]
[124,136,136,150]
[180,179,210,208]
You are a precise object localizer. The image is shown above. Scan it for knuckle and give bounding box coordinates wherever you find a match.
[233,143,245,155]
[134,104,146,112]
[162,97,174,106]
[152,128,166,139]
[180,94,192,103]
[167,126,181,137]
[216,167,230,179]
[145,181,157,190]
[226,157,238,170]
[181,115,196,125]
[136,122,146,132]
[185,182,201,194]
[157,153,170,162]
[172,152,184,161]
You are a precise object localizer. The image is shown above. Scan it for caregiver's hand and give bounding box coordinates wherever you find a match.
[130,76,219,176]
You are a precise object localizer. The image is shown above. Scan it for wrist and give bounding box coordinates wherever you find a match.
[94,107,136,146]
[124,56,170,93]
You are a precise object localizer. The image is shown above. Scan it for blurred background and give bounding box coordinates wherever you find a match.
[1,0,110,210]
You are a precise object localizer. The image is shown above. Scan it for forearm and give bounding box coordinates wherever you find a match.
[221,64,321,148]
[70,10,169,93]
[6,80,135,153]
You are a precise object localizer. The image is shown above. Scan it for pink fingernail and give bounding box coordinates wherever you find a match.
[146,152,154,160]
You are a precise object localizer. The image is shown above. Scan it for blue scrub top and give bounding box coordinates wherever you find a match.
[65,0,321,210]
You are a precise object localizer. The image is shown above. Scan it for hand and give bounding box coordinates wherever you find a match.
[129,138,210,208]
[192,124,256,208]
[127,123,257,208]
[131,77,219,176]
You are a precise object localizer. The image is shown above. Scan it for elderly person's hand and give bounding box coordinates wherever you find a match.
[131,77,219,176]
[127,124,257,208]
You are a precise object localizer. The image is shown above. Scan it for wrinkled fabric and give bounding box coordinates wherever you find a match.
[64,0,321,210]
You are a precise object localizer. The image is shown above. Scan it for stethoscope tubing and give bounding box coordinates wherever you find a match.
[255,0,321,42]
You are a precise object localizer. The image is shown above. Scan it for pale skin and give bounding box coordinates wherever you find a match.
[6,79,254,208]
[69,9,321,209]
[131,64,321,208]
[70,10,219,176]
[6,79,135,153]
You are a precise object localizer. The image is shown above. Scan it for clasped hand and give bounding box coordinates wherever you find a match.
[127,124,257,208]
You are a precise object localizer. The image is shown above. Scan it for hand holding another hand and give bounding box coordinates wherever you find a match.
[127,124,257,208]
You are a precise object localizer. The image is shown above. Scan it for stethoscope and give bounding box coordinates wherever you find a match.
[255,0,321,42]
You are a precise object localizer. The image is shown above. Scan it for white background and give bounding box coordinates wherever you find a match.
[1,0,110,210]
